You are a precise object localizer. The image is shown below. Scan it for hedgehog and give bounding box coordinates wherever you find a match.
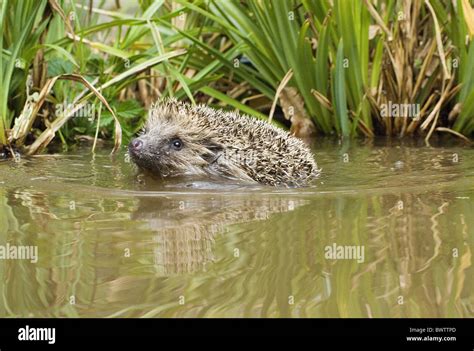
[128,98,320,187]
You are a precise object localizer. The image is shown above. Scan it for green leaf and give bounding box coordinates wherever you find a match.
[47,58,75,77]
[41,43,79,68]
[73,127,86,133]
[334,39,350,137]
[101,100,144,120]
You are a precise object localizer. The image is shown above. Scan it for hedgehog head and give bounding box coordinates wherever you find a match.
[128,98,223,177]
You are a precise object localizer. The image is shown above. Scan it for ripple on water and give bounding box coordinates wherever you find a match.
[0,139,473,317]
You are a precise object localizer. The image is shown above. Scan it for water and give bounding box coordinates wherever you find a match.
[0,138,473,318]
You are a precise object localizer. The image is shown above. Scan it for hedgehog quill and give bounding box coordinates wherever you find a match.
[128,98,320,187]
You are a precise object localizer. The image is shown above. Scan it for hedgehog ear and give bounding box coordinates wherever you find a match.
[201,138,222,151]
[201,140,224,163]
[207,143,223,152]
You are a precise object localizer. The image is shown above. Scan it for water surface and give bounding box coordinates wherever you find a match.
[0,138,473,317]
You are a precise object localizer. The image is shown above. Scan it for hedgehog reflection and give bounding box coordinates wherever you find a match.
[132,196,307,275]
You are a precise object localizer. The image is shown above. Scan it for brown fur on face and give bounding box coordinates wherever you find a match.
[128,98,320,187]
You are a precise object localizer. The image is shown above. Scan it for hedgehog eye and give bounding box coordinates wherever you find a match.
[171,138,183,150]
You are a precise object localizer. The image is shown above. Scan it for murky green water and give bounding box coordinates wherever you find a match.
[0,138,473,317]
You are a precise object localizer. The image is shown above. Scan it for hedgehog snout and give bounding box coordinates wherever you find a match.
[131,138,143,151]
[128,137,146,158]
